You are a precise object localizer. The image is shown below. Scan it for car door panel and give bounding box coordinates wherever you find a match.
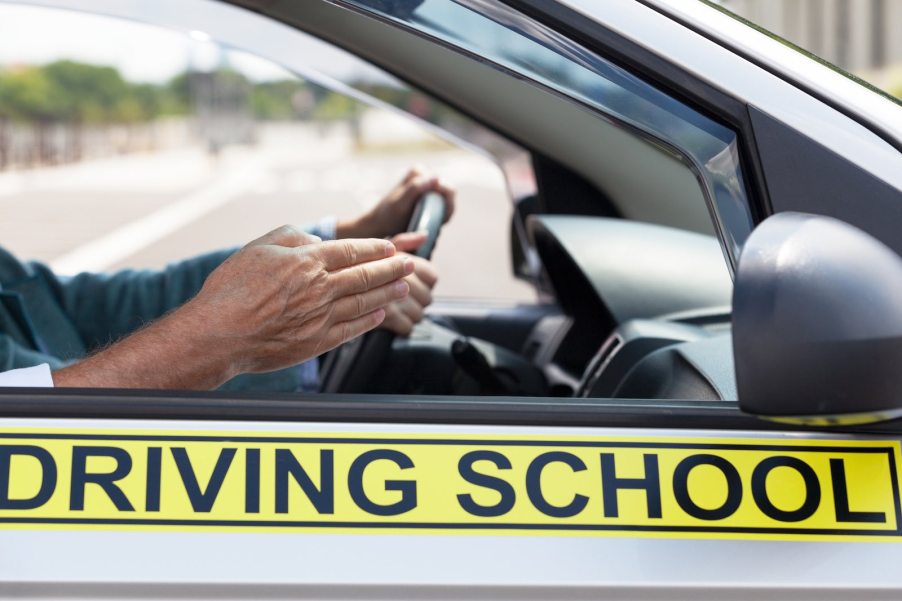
[2,415,901,598]
[0,0,900,596]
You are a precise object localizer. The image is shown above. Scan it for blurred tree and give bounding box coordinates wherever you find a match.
[250,80,306,120]
[43,60,130,123]
[167,72,191,112]
[312,90,357,120]
[0,67,64,122]
[131,83,186,119]
[0,61,197,126]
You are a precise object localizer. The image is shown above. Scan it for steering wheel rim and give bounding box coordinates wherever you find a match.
[319,192,446,393]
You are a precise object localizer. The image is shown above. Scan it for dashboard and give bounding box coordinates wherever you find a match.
[381,216,739,401]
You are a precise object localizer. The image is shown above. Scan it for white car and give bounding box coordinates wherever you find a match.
[1,0,901,598]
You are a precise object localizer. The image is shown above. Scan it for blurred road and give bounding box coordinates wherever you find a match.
[0,122,534,301]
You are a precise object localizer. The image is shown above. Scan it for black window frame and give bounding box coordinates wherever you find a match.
[2,389,902,436]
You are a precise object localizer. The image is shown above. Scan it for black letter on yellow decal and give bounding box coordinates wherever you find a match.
[673,454,742,520]
[526,452,589,518]
[457,450,515,517]
[349,450,416,516]
[830,458,886,523]
[0,445,57,510]
[70,446,135,511]
[600,453,661,518]
[145,447,162,512]
[246,449,261,514]
[274,449,333,514]
[171,447,236,513]
[751,456,821,522]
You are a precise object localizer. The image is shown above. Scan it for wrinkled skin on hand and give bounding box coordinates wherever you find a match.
[189,225,414,375]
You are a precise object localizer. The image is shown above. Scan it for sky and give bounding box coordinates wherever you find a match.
[0,3,363,83]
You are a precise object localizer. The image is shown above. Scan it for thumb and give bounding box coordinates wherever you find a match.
[390,231,428,253]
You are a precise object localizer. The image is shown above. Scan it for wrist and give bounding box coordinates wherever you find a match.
[337,211,388,239]
[336,214,367,239]
[174,299,243,385]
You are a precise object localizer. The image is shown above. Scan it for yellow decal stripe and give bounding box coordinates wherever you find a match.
[0,430,899,541]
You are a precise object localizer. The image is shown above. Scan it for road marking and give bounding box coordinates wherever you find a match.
[50,159,267,274]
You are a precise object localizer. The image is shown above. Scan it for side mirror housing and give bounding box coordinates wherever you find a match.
[733,213,902,425]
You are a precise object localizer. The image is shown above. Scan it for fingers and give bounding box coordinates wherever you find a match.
[395,296,425,324]
[402,165,425,184]
[380,304,415,337]
[314,238,396,270]
[407,255,438,290]
[324,309,387,351]
[248,224,322,248]
[330,254,415,297]
[390,232,428,253]
[331,279,410,323]
[405,170,456,225]
[436,180,456,223]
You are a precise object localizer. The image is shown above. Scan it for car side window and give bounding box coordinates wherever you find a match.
[0,3,532,303]
[340,0,756,269]
[0,0,739,404]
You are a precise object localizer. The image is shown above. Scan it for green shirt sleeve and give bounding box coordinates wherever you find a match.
[0,333,68,372]
[37,249,235,352]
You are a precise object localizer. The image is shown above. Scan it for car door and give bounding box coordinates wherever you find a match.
[1,0,902,599]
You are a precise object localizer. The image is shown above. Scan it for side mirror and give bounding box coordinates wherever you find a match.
[733,213,902,425]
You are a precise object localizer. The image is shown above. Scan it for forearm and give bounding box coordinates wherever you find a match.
[52,232,411,390]
[53,302,237,390]
[336,215,370,239]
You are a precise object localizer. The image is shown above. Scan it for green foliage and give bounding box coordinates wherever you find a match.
[0,67,63,121]
[0,61,192,124]
[0,59,352,125]
[166,72,192,112]
[250,80,307,120]
[43,61,128,121]
[312,91,358,121]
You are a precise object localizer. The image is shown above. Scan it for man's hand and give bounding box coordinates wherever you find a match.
[54,225,413,389]
[337,167,456,239]
[380,232,439,336]
[187,226,414,374]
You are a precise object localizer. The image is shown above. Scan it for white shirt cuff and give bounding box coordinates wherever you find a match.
[315,216,338,241]
[0,364,54,388]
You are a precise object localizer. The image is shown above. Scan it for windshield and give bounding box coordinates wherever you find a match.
[707,0,902,106]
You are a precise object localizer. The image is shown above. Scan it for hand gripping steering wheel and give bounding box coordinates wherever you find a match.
[319,192,446,393]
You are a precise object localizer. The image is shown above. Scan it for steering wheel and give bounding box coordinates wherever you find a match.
[320,191,446,393]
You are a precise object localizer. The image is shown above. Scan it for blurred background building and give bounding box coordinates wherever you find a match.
[721,0,902,93]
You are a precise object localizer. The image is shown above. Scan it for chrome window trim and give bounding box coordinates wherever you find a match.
[630,0,902,155]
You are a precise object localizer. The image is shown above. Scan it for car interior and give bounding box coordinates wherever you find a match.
[0,0,745,403]
[288,0,742,401]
